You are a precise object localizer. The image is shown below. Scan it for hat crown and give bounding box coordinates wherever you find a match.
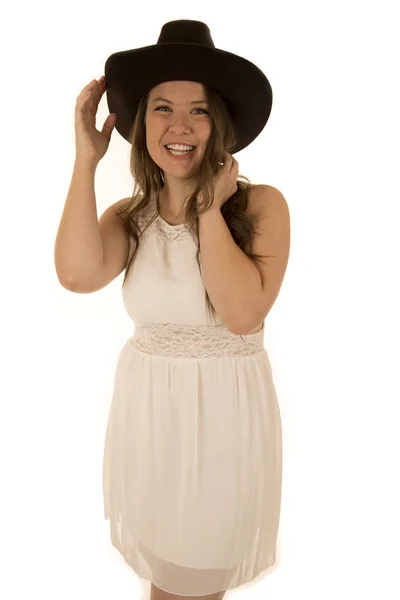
[157,20,215,49]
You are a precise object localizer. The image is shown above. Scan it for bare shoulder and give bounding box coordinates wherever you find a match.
[248,184,289,215]
[113,193,146,219]
[113,196,132,217]
[246,183,291,258]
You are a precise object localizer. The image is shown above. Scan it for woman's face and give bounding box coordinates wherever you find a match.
[145,80,212,177]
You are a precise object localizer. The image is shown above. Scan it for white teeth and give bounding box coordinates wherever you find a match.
[167,147,193,155]
[166,145,194,151]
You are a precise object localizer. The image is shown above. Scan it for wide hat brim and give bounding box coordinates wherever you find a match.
[104,43,273,154]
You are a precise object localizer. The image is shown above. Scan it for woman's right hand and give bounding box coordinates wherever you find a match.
[74,76,117,165]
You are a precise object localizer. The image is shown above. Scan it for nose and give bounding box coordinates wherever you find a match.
[169,113,193,130]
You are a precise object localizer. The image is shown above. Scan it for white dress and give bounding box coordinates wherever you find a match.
[102,190,283,596]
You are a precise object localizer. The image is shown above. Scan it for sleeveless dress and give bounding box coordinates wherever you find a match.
[102,190,283,596]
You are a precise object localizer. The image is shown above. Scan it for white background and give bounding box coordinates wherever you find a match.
[1,1,399,599]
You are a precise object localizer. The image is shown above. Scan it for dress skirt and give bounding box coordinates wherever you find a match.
[103,322,282,596]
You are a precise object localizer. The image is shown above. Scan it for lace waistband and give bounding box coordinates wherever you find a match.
[129,323,264,358]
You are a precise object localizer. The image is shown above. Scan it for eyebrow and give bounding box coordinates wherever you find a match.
[151,96,208,105]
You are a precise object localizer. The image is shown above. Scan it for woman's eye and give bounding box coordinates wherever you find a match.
[155,106,208,115]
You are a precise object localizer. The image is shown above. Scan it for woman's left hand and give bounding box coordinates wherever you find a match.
[198,151,239,211]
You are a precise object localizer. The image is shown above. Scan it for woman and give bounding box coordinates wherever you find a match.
[57,19,290,600]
